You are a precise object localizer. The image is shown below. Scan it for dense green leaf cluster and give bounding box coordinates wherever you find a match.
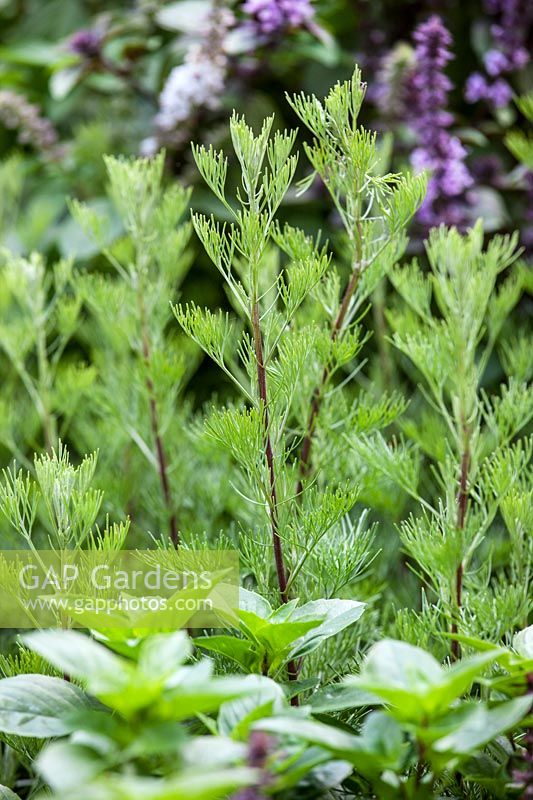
[0,69,531,800]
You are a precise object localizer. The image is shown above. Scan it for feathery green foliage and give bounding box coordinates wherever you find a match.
[0,67,531,800]
[355,222,532,657]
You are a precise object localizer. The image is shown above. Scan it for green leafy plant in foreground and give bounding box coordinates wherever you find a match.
[0,66,531,800]
[258,637,533,798]
[175,69,425,688]
[0,628,361,800]
[355,222,532,657]
[0,630,258,800]
[0,630,532,799]
[196,587,365,677]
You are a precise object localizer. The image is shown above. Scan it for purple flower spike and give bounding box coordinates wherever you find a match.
[407,16,472,228]
[465,0,532,109]
[487,0,533,73]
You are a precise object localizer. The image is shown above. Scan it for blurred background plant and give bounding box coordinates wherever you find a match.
[0,0,531,251]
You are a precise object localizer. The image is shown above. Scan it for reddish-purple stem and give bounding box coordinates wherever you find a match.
[251,301,289,603]
[451,436,470,661]
[252,300,300,702]
[138,292,179,548]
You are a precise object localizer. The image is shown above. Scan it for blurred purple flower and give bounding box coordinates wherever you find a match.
[144,4,234,152]
[491,78,513,107]
[484,48,508,76]
[465,72,512,109]
[407,16,472,228]
[0,90,63,159]
[465,0,532,108]
[242,0,314,36]
[231,731,272,800]
[155,49,226,130]
[69,29,102,58]
[465,72,489,102]
[487,0,532,72]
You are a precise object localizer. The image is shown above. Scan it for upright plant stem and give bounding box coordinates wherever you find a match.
[451,420,470,661]
[251,300,289,604]
[372,281,393,391]
[296,248,363,498]
[252,298,300,701]
[36,320,56,453]
[137,289,179,548]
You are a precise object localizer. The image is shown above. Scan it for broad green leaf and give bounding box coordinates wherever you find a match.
[157,677,252,721]
[514,625,533,659]
[144,768,258,799]
[138,631,192,682]
[237,609,270,640]
[57,707,122,741]
[432,696,533,761]
[289,600,366,659]
[352,639,443,690]
[435,650,506,709]
[255,715,361,755]
[267,600,300,622]
[37,741,106,791]
[49,768,258,799]
[238,588,273,619]
[309,684,383,713]
[0,787,21,800]
[346,639,442,720]
[416,703,483,747]
[218,675,286,740]
[23,630,133,696]
[256,619,322,662]
[124,721,186,758]
[255,712,405,774]
[268,748,348,792]
[143,768,258,799]
[194,635,257,671]
[181,736,247,767]
[0,674,88,737]
[347,640,502,721]
[357,711,407,773]
[229,595,365,673]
